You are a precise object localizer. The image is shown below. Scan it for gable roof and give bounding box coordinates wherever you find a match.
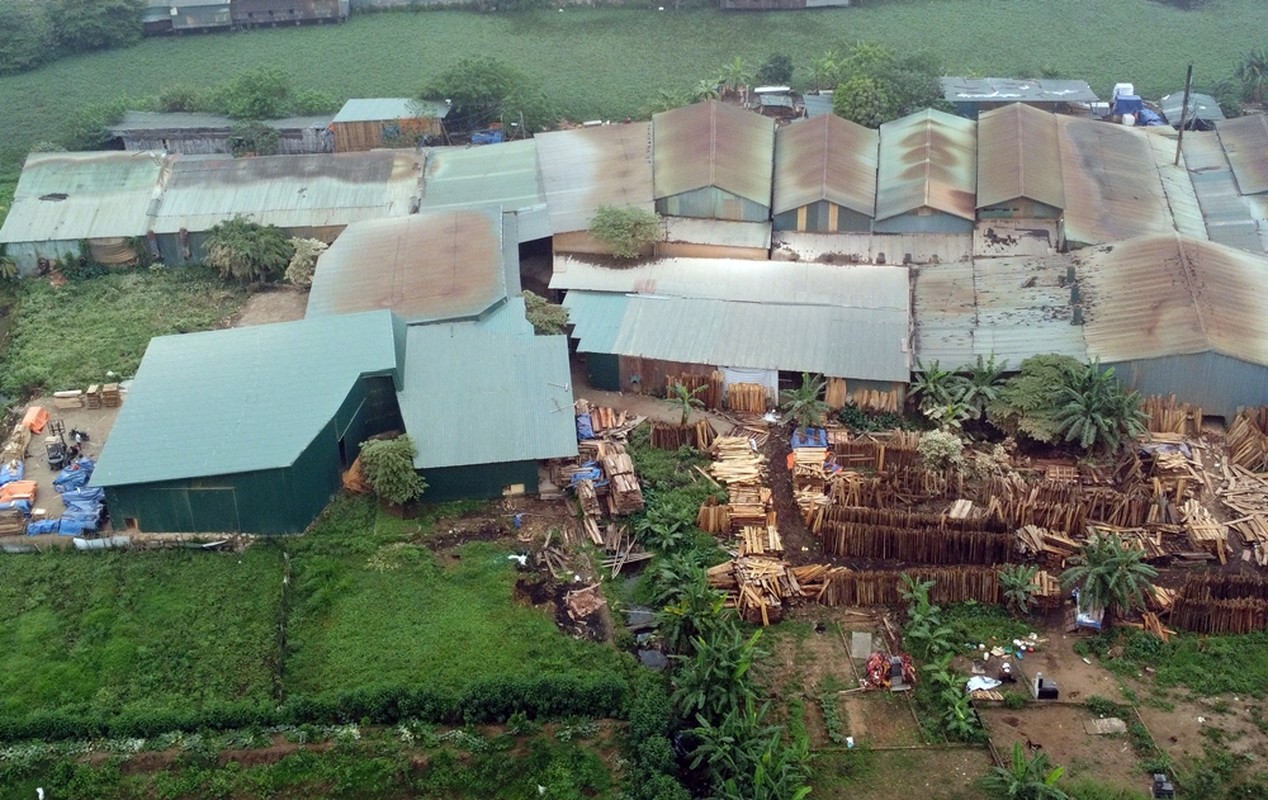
[876,109,977,221]
[976,103,1064,210]
[652,101,775,207]
[1217,114,1268,196]
[773,114,878,217]
[332,98,450,123]
[108,110,331,135]
[535,122,654,235]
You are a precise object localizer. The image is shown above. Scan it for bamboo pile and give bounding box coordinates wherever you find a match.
[1227,408,1268,471]
[1181,498,1228,564]
[1217,464,1268,566]
[708,437,766,484]
[1142,395,1202,437]
[601,452,645,515]
[666,372,725,411]
[819,522,1016,564]
[815,567,1003,607]
[727,383,769,414]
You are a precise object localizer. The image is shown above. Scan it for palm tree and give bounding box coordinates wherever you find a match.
[1060,533,1158,616]
[667,382,707,426]
[691,79,721,102]
[981,743,1069,800]
[1236,48,1268,105]
[717,57,753,98]
[999,564,1039,616]
[779,372,829,429]
[808,50,842,91]
[959,354,1007,421]
[1053,361,1146,453]
[911,359,965,416]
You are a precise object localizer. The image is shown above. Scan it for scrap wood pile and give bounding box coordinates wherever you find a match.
[1031,569,1063,608]
[600,451,645,515]
[1141,438,1208,505]
[706,557,803,625]
[825,471,898,508]
[708,436,766,484]
[0,421,31,463]
[831,432,921,473]
[563,401,647,518]
[575,400,642,440]
[978,475,1156,534]
[1180,498,1228,564]
[1226,407,1268,471]
[738,524,783,557]
[814,505,1014,565]
[597,522,652,577]
[1142,395,1203,438]
[696,486,773,534]
[1216,464,1268,566]
[1170,573,1268,634]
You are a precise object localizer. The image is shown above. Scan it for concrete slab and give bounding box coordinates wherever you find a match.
[19,393,123,518]
[850,631,873,660]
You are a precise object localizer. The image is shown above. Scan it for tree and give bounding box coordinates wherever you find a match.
[959,354,1007,421]
[716,57,753,98]
[988,354,1085,444]
[221,67,293,120]
[779,373,829,429]
[522,290,569,335]
[589,205,662,260]
[982,743,1069,800]
[52,0,142,53]
[1236,48,1268,106]
[1052,361,1146,454]
[999,564,1039,616]
[830,41,946,128]
[204,216,295,283]
[832,74,894,128]
[359,435,427,507]
[1060,533,1158,616]
[421,56,555,134]
[0,1,55,75]
[808,50,843,91]
[667,382,706,426]
[756,53,793,86]
[228,121,280,157]
[671,626,762,726]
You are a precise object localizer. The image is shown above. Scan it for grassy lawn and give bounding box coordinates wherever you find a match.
[0,546,282,718]
[0,1,1264,172]
[285,495,629,696]
[0,267,247,397]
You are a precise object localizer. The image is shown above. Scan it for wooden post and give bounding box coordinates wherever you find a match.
[1174,63,1194,166]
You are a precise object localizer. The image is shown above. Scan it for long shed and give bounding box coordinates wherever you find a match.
[331,98,449,152]
[772,114,877,233]
[874,109,977,234]
[108,111,333,155]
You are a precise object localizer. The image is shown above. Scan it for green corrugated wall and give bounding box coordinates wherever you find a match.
[422,460,539,504]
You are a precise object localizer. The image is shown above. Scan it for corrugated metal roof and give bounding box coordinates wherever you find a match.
[1217,114,1268,196]
[1181,132,1261,251]
[534,123,654,235]
[652,101,775,207]
[332,98,449,123]
[876,109,977,222]
[307,208,507,324]
[0,151,167,243]
[803,94,834,119]
[940,77,1099,104]
[109,111,331,134]
[1145,129,1208,241]
[1159,93,1225,125]
[913,255,1086,367]
[419,141,550,241]
[1080,234,1268,365]
[397,302,577,469]
[773,114,878,216]
[1056,116,1175,247]
[565,290,910,382]
[92,311,401,487]
[150,150,422,233]
[663,217,771,249]
[976,103,1063,210]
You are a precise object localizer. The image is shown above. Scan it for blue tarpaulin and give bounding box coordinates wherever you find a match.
[0,499,31,516]
[791,427,829,449]
[0,460,24,486]
[53,458,95,493]
[26,519,59,535]
[576,414,594,440]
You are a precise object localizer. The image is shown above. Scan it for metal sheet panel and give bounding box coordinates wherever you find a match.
[1217,114,1268,196]
[663,216,770,250]
[976,103,1063,211]
[419,140,548,242]
[332,97,449,123]
[307,208,508,324]
[773,114,878,216]
[940,77,1099,105]
[1110,352,1268,422]
[1159,92,1225,125]
[1182,131,1262,251]
[535,123,653,235]
[876,109,977,222]
[0,151,168,243]
[1145,130,1208,241]
[652,101,775,208]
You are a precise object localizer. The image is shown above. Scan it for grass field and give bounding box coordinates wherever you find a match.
[0,546,282,718]
[0,0,1264,175]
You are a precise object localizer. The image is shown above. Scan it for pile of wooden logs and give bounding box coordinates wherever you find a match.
[706,557,803,625]
[1227,407,1268,471]
[1142,395,1202,438]
[708,437,766,484]
[727,383,768,414]
[602,451,646,515]
[1170,573,1268,634]
[0,422,30,463]
[1181,498,1228,564]
[1217,464,1268,566]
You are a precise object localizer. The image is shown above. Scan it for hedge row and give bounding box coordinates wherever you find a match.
[0,674,629,743]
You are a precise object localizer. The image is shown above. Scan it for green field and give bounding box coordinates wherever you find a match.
[0,0,1264,174]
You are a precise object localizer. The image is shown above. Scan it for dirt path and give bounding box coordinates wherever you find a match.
[764,428,820,564]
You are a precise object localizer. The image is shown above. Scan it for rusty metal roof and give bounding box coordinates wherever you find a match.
[0,151,168,243]
[1056,116,1174,248]
[1080,234,1268,365]
[773,114,878,217]
[875,109,977,222]
[976,103,1064,210]
[1217,114,1268,196]
[306,208,507,325]
[941,77,1099,105]
[535,122,654,235]
[652,101,774,207]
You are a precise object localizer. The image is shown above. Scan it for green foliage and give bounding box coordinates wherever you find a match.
[422,56,555,134]
[917,429,965,471]
[756,53,793,85]
[1082,627,1268,698]
[1053,361,1146,453]
[818,691,848,745]
[284,237,328,287]
[667,381,706,427]
[989,354,1085,444]
[158,83,203,112]
[204,215,295,283]
[0,1,54,75]
[982,742,1069,800]
[227,120,280,157]
[589,204,662,260]
[522,289,569,335]
[779,372,829,429]
[1235,48,1268,104]
[715,56,754,95]
[290,87,340,115]
[221,66,293,120]
[830,42,945,127]
[942,601,1032,648]
[359,436,427,506]
[1060,533,1158,615]
[1000,564,1040,615]
[50,0,143,53]
[837,404,913,432]
[60,99,128,151]
[0,267,245,396]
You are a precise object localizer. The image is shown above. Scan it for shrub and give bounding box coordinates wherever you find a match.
[522,290,568,335]
[917,429,965,470]
[0,1,55,75]
[222,66,293,120]
[204,215,295,283]
[284,237,328,287]
[359,435,427,507]
[227,121,280,157]
[589,205,662,259]
[159,84,203,113]
[52,0,143,53]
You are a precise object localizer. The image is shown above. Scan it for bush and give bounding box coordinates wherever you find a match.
[589,205,662,259]
[917,429,965,470]
[52,0,143,53]
[227,121,280,157]
[222,66,293,120]
[421,56,556,134]
[285,238,328,287]
[204,216,295,283]
[359,435,427,506]
[0,1,55,75]
[159,84,203,113]
[522,290,568,335]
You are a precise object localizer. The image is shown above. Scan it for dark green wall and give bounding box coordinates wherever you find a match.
[422,460,539,503]
[585,353,621,391]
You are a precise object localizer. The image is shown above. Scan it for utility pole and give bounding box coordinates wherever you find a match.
[1174,63,1194,166]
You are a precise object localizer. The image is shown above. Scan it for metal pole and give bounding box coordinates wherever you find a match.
[1174,63,1194,166]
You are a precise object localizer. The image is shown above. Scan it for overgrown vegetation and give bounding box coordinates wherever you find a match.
[1079,627,1268,698]
[204,216,296,284]
[522,289,569,335]
[589,205,662,260]
[284,237,328,287]
[1060,533,1158,616]
[0,266,246,397]
[0,0,142,76]
[780,372,830,429]
[359,435,427,506]
[826,43,948,127]
[420,56,554,134]
[900,576,984,744]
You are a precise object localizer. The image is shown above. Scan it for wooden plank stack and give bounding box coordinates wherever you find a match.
[102,383,122,408]
[706,557,802,625]
[575,479,602,518]
[53,390,84,410]
[1142,394,1201,437]
[825,377,848,410]
[738,525,783,557]
[708,437,765,484]
[727,383,768,414]
[665,372,724,411]
[1226,407,1268,471]
[1170,573,1268,634]
[1216,464,1268,566]
[792,447,828,491]
[0,423,30,462]
[85,385,102,410]
[1014,524,1079,563]
[601,452,645,515]
[1181,498,1228,564]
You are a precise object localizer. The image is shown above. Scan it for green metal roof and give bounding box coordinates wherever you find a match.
[92,311,402,487]
[397,300,577,469]
[419,141,550,242]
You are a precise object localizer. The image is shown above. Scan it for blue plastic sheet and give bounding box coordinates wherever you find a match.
[791,427,829,449]
[54,459,96,494]
[0,460,24,486]
[576,414,595,440]
[56,518,91,536]
[26,519,59,535]
[0,499,31,516]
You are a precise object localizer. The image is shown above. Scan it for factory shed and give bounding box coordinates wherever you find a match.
[976,104,1063,219]
[874,109,977,235]
[418,141,550,242]
[0,151,168,274]
[330,98,449,152]
[940,77,1098,120]
[772,114,877,233]
[91,311,405,535]
[652,101,774,223]
[143,1,231,33]
[1217,114,1268,197]
[535,122,654,254]
[1079,234,1268,420]
[107,111,333,155]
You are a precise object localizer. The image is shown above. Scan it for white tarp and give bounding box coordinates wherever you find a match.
[721,367,778,403]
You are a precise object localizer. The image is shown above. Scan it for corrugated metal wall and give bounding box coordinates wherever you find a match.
[773,201,872,233]
[620,356,717,396]
[656,187,768,222]
[121,129,330,156]
[1110,352,1268,422]
[423,460,539,503]
[873,211,975,234]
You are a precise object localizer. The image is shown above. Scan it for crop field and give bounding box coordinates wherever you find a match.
[0,0,1264,175]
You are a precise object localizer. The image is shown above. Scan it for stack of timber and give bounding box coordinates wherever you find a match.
[576,479,603,518]
[813,505,1011,535]
[1014,525,1079,564]
[825,377,848,410]
[739,525,783,557]
[0,423,30,462]
[696,498,731,535]
[1147,584,1178,614]
[101,383,122,408]
[1087,524,1168,560]
[0,509,26,536]
[825,472,897,508]
[666,372,724,411]
[727,383,768,414]
[1217,464,1268,565]
[1170,573,1268,634]
[815,567,1002,607]
[832,434,920,473]
[601,452,645,515]
[795,486,830,524]
[53,390,84,410]
[723,423,770,449]
[85,384,102,409]
[706,557,802,625]
[788,563,852,600]
[574,399,643,440]
[599,523,653,576]
[1143,440,1206,505]
[1227,407,1268,471]
[826,378,902,413]
[1031,570,1063,608]
[1142,395,1202,438]
[708,437,766,484]
[724,485,774,532]
[820,522,1015,564]
[792,447,828,491]
[1181,498,1228,564]
[978,477,1156,534]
